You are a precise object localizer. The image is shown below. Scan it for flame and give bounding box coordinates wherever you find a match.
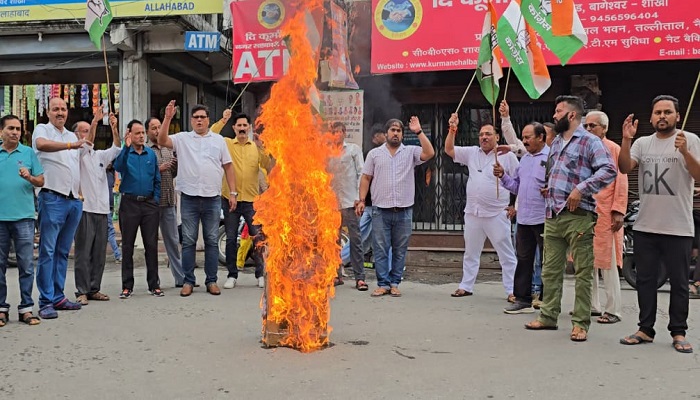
[255,0,341,353]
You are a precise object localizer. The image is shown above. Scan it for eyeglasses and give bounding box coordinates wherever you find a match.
[192,115,209,119]
[583,123,600,129]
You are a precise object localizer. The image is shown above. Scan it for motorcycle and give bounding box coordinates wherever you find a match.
[621,199,695,288]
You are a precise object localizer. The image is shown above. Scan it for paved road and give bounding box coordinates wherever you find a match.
[0,258,698,400]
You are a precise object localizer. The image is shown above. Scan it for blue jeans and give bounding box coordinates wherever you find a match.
[372,207,412,289]
[37,191,83,307]
[0,219,36,314]
[107,209,121,259]
[222,200,264,279]
[181,194,221,285]
[341,206,392,267]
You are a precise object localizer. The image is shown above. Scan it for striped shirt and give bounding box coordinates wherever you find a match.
[362,144,425,208]
[149,142,177,207]
[545,125,617,218]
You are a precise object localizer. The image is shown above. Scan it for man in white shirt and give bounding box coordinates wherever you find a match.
[328,122,366,290]
[73,109,121,305]
[445,114,518,301]
[158,101,238,297]
[33,98,90,319]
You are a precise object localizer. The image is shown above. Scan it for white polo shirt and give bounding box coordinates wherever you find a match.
[170,130,232,197]
[32,122,80,197]
[79,144,121,214]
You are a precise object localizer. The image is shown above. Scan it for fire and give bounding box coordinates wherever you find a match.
[255,0,341,352]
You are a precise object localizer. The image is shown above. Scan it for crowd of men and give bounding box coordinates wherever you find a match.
[0,94,696,355]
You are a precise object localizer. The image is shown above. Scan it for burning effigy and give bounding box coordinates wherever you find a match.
[254,0,341,353]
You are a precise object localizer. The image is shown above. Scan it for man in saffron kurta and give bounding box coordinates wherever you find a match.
[585,111,627,324]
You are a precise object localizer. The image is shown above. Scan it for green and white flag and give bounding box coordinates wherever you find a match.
[497,0,551,99]
[85,0,113,50]
[520,0,586,65]
[476,0,503,106]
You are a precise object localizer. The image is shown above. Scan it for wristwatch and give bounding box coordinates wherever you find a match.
[230,192,238,197]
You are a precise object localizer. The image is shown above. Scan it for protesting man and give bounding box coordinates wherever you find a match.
[618,95,700,353]
[445,115,518,301]
[113,120,162,299]
[355,117,435,297]
[525,95,616,343]
[494,122,549,313]
[583,111,627,324]
[0,115,44,326]
[158,101,237,297]
[33,98,88,318]
[73,109,121,304]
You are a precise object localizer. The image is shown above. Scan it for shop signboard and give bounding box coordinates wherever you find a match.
[0,0,222,23]
[371,0,700,74]
[184,31,221,52]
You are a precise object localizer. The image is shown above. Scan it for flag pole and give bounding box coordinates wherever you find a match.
[455,69,479,114]
[490,57,499,198]
[503,68,512,100]
[681,71,700,131]
[101,36,114,114]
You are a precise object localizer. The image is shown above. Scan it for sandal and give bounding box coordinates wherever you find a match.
[524,320,558,330]
[690,282,700,299]
[0,311,7,327]
[597,312,621,324]
[672,336,693,354]
[19,312,41,326]
[619,332,654,345]
[88,292,110,301]
[390,287,402,297]
[451,289,472,297]
[355,280,369,291]
[570,326,588,342]
[371,288,389,297]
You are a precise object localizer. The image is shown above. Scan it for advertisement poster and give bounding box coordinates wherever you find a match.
[371,0,700,74]
[320,90,364,147]
[231,0,291,83]
[0,0,222,22]
[329,2,359,89]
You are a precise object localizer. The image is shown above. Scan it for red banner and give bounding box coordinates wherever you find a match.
[371,0,700,74]
[231,0,292,83]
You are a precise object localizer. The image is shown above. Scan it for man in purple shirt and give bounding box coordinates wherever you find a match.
[494,123,549,314]
[355,117,435,297]
[525,95,616,342]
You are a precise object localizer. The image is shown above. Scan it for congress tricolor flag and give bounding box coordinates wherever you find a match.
[497,0,551,99]
[520,0,587,65]
[85,0,113,50]
[476,0,504,106]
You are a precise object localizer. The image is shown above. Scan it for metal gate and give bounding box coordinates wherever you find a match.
[402,101,553,232]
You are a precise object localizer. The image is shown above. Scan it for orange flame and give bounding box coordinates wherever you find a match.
[255,0,341,353]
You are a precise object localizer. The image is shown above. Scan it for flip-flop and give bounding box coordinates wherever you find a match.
[451,289,472,297]
[672,339,694,354]
[371,288,389,297]
[570,327,588,342]
[597,312,621,324]
[619,334,654,345]
[355,280,369,291]
[524,320,558,330]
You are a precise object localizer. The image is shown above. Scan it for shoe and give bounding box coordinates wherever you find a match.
[119,289,133,299]
[206,283,221,295]
[176,283,200,288]
[258,277,265,288]
[114,256,122,263]
[54,298,82,310]
[87,292,110,301]
[504,302,535,314]
[76,295,89,306]
[149,288,165,297]
[39,305,58,319]
[224,277,237,289]
[180,283,194,297]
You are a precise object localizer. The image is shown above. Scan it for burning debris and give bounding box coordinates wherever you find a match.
[255,0,341,353]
